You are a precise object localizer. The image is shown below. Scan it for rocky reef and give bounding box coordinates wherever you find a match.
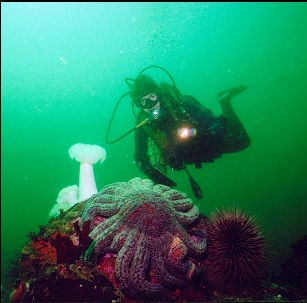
[3,178,306,302]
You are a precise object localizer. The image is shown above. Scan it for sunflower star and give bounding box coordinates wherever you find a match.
[80,177,207,300]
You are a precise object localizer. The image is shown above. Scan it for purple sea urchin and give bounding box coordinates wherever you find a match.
[206,207,266,286]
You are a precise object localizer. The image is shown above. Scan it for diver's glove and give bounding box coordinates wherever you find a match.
[162,145,184,171]
[139,161,177,188]
[150,169,177,187]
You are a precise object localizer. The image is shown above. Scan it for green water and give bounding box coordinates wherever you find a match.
[1,2,307,284]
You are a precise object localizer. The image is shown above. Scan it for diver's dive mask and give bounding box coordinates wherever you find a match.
[135,93,159,109]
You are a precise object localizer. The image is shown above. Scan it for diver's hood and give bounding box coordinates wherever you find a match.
[129,74,159,100]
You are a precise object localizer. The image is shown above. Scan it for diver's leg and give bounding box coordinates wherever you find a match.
[217,86,251,152]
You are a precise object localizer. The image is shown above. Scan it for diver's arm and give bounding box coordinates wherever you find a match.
[134,124,149,166]
[134,126,177,188]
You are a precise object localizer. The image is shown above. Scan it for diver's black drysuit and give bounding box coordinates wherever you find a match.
[134,90,250,187]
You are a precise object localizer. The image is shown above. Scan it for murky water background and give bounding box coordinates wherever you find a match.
[1,2,307,281]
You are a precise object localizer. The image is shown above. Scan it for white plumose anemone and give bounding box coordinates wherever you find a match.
[68,143,106,202]
[49,185,79,218]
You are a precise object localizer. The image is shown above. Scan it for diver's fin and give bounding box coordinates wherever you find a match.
[216,85,248,102]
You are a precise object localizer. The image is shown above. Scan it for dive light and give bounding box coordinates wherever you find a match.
[177,127,197,139]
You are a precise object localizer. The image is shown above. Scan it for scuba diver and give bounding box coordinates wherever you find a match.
[106,66,251,199]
